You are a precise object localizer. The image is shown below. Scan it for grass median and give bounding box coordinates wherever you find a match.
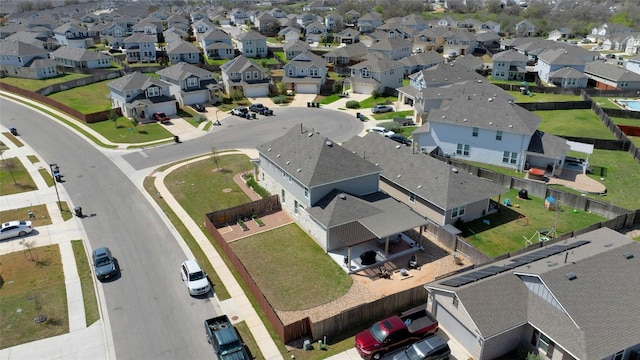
[71,240,100,327]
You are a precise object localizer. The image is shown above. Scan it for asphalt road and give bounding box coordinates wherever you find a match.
[122,106,364,170]
[1,98,215,359]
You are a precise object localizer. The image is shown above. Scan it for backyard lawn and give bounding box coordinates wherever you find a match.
[534,109,617,139]
[461,188,607,258]
[86,117,173,143]
[0,245,68,349]
[47,79,113,113]
[0,73,90,92]
[230,224,352,311]
[509,91,583,103]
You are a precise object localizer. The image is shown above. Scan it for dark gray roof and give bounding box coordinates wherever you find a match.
[492,49,528,62]
[537,46,594,65]
[427,228,640,359]
[342,133,506,210]
[0,39,49,57]
[156,62,214,81]
[350,52,402,73]
[236,29,266,41]
[166,40,199,53]
[283,39,310,52]
[258,126,382,189]
[398,50,444,68]
[220,55,265,73]
[108,71,169,91]
[367,36,411,52]
[526,130,570,159]
[452,55,484,71]
[548,66,587,79]
[52,46,109,61]
[585,61,640,82]
[411,62,486,86]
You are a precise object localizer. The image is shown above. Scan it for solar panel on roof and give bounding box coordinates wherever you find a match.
[481,265,504,274]
[440,278,468,287]
[466,271,493,281]
[502,263,519,270]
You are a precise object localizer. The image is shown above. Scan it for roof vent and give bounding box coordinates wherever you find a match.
[566,273,577,281]
[509,124,513,128]
[396,145,401,149]
[442,115,446,119]
[308,132,313,137]
[267,148,272,151]
[452,167,458,173]
[417,185,422,189]
[397,174,402,178]
[277,154,281,158]
[489,121,493,125]
[623,252,634,259]
[604,243,613,247]
[325,140,333,147]
[296,168,302,172]
[488,97,493,102]
[339,193,347,200]
[463,118,468,122]
[548,262,558,267]
[375,163,379,166]
[286,161,291,165]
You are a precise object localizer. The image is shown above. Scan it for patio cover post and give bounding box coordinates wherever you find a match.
[384,236,390,256]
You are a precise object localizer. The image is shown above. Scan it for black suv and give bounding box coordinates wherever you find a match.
[389,134,412,146]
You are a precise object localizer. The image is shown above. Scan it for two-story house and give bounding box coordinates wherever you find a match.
[324,12,343,32]
[357,12,383,34]
[235,30,268,58]
[132,16,164,35]
[229,9,249,25]
[335,28,360,44]
[163,27,189,43]
[156,62,220,106]
[366,36,412,60]
[51,46,111,69]
[253,11,278,33]
[220,55,270,97]
[587,22,632,44]
[584,61,640,90]
[304,22,328,43]
[345,52,404,94]
[491,49,528,81]
[443,28,477,56]
[200,28,234,60]
[323,42,368,76]
[256,126,427,256]
[515,19,536,37]
[108,71,177,120]
[123,33,157,63]
[278,26,301,43]
[192,18,216,39]
[282,50,327,94]
[166,40,200,65]
[53,23,94,49]
[624,32,640,55]
[0,39,58,79]
[535,46,594,85]
[283,39,311,60]
[398,50,445,76]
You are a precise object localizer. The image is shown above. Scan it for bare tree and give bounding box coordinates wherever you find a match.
[20,239,38,261]
[1,156,19,185]
[211,147,220,170]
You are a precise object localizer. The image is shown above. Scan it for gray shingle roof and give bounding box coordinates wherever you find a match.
[108,71,169,91]
[585,61,640,82]
[367,36,412,52]
[526,130,571,159]
[220,55,265,73]
[0,39,49,57]
[323,42,367,58]
[492,49,528,62]
[548,66,587,79]
[156,62,214,81]
[236,29,266,41]
[166,40,199,53]
[342,133,506,210]
[52,46,109,61]
[257,126,382,188]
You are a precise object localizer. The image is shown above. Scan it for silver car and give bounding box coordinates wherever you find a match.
[1,220,33,240]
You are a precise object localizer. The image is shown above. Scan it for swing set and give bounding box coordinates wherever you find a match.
[523,228,557,245]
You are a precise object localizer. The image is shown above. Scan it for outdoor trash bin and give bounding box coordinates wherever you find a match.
[9,127,18,136]
[74,207,83,217]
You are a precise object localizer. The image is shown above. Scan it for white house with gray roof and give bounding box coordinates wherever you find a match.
[584,61,640,90]
[166,40,200,65]
[535,46,595,85]
[53,23,95,49]
[108,71,177,120]
[220,55,270,97]
[51,46,111,69]
[235,30,267,58]
[123,33,157,63]
[345,52,404,95]
[491,49,528,81]
[367,36,412,61]
[256,126,427,257]
[156,62,220,106]
[425,227,640,360]
[0,39,59,79]
[282,50,327,94]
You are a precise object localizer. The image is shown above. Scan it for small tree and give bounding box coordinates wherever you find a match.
[211,147,220,170]
[20,239,37,261]
[276,82,287,95]
[371,89,381,99]
[1,156,18,185]
[230,89,244,101]
[109,109,119,128]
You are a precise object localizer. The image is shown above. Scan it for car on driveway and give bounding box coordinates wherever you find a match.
[369,126,395,137]
[1,220,33,240]
[371,105,394,114]
[92,247,117,281]
[180,259,211,296]
[190,103,205,112]
[389,134,412,146]
[231,107,249,117]
[152,112,171,123]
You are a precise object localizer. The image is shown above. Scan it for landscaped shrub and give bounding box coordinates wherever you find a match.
[346,100,360,109]
[272,95,288,104]
[332,81,343,94]
[276,82,287,95]
[230,89,244,100]
[193,114,206,123]
[245,175,271,198]
[371,89,381,98]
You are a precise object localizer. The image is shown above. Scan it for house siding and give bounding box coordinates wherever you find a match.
[483,326,527,359]
[379,180,446,225]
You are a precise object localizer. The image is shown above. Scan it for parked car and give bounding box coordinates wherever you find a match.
[92,247,117,281]
[190,103,205,112]
[108,47,122,54]
[1,220,33,240]
[389,134,412,146]
[152,112,170,123]
[249,103,266,113]
[391,335,451,360]
[369,126,395,137]
[180,259,211,296]
[372,105,393,114]
[231,107,249,117]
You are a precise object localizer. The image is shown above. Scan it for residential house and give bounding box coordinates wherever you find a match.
[324,13,343,32]
[584,61,640,90]
[547,66,588,88]
[220,55,270,97]
[515,19,536,37]
[167,14,190,33]
[296,13,321,28]
[163,27,189,43]
[256,126,427,255]
[535,46,595,85]
[156,62,220,106]
[368,36,413,61]
[342,134,506,227]
[344,10,360,26]
[627,55,640,75]
[454,54,485,72]
[303,0,333,12]
[491,49,528,81]
[411,81,569,173]
[192,18,216,38]
[132,16,164,35]
[602,33,631,52]
[547,27,573,41]
[304,22,328,43]
[53,23,95,49]
[166,40,200,65]
[282,50,327,94]
[51,46,111,69]
[587,22,632,44]
[624,33,640,55]
[123,33,157,63]
[442,29,477,56]
[200,28,234,60]
[267,8,287,19]
[474,31,500,52]
[254,12,278,34]
[0,24,30,39]
[425,228,640,360]
[229,9,249,25]
[437,16,454,28]
[278,26,301,43]
[357,12,383,34]
[5,31,56,50]
[283,39,311,60]
[336,28,360,44]
[189,10,208,23]
[108,71,177,120]
[398,14,430,32]
[93,21,129,49]
[323,42,368,76]
[235,30,268,58]
[345,52,404,95]
[415,27,447,52]
[398,50,445,76]
[0,39,58,79]
[477,20,500,34]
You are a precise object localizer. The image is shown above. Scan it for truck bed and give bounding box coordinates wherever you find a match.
[401,307,437,334]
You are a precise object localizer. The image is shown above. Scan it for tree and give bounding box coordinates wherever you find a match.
[211,147,220,170]
[1,156,18,185]
[20,239,38,261]
[109,109,119,128]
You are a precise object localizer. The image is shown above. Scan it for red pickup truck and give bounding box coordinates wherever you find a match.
[355,307,439,360]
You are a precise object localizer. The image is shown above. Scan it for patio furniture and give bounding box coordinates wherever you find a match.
[408,254,418,269]
[360,250,377,265]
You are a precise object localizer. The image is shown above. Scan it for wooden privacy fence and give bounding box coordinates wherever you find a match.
[207,196,280,227]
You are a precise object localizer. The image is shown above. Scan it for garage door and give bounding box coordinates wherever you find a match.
[295,83,318,94]
[183,91,207,105]
[354,83,375,95]
[149,102,177,116]
[244,85,269,97]
[435,302,478,355]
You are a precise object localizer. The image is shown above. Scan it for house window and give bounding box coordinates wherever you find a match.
[309,68,318,77]
[281,189,285,203]
[496,131,503,141]
[409,193,415,203]
[304,188,309,198]
[452,295,459,308]
[246,71,252,79]
[146,86,160,97]
[456,144,470,156]
[253,71,258,79]
[186,77,198,87]
[362,69,371,78]
[472,127,478,137]
[294,200,299,214]
[503,151,517,164]
[451,206,465,218]
[288,68,294,76]
[538,333,553,356]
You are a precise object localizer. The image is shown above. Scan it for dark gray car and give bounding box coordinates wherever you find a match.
[391,335,450,360]
[92,247,117,281]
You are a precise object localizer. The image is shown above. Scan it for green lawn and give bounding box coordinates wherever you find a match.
[47,79,113,113]
[0,157,38,195]
[0,73,90,92]
[510,91,584,103]
[0,204,52,227]
[230,224,352,311]
[609,116,640,127]
[462,188,607,257]
[372,110,413,121]
[273,51,287,63]
[85,117,173,143]
[359,96,398,108]
[589,96,621,109]
[534,109,617,139]
[0,245,68,349]
[248,57,279,66]
[319,94,343,104]
[71,240,100,327]
[458,160,527,179]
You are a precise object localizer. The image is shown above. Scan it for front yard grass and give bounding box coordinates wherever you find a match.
[70,240,99,327]
[0,204,52,227]
[47,79,113,113]
[1,156,38,195]
[318,93,343,104]
[0,73,90,92]
[0,245,68,349]
[462,188,607,258]
[359,95,398,108]
[372,110,413,121]
[85,117,173,143]
[534,109,617,139]
[230,224,352,311]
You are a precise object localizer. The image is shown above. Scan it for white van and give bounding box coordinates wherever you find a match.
[369,126,395,137]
